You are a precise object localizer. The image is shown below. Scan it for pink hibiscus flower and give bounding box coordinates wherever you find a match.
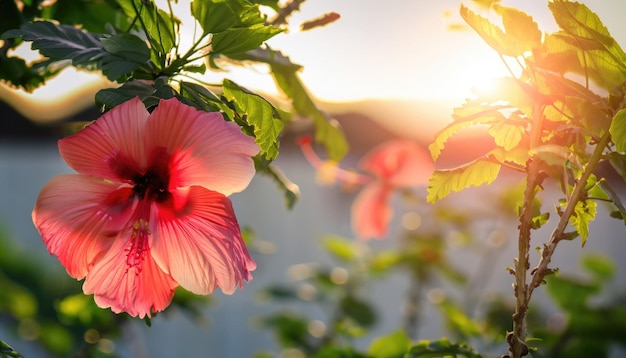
[32,97,260,318]
[297,136,433,240]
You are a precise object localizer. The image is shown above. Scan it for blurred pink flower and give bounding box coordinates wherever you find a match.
[32,97,259,318]
[352,140,433,239]
[297,137,433,240]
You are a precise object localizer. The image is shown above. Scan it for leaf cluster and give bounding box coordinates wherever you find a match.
[427,0,626,244]
[0,0,349,209]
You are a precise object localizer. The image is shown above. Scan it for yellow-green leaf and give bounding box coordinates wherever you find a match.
[427,158,501,203]
[488,118,526,150]
[569,199,597,247]
[610,108,626,152]
[496,5,542,53]
[429,101,504,160]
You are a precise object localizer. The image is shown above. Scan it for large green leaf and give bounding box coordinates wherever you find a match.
[548,1,626,92]
[191,0,264,35]
[222,79,283,160]
[211,24,281,55]
[3,21,148,81]
[427,158,501,203]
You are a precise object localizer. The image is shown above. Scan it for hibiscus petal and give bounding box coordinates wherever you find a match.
[359,140,433,187]
[32,174,134,279]
[145,98,259,196]
[351,183,392,240]
[83,238,177,319]
[59,97,148,181]
[151,186,256,295]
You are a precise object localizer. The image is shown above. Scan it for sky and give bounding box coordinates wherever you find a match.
[2,0,626,122]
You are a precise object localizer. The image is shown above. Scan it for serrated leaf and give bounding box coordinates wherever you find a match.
[496,5,542,53]
[211,24,281,55]
[0,56,63,91]
[461,4,529,57]
[610,108,626,152]
[548,1,626,92]
[368,330,411,358]
[569,199,597,246]
[3,21,103,62]
[488,119,526,151]
[429,102,505,161]
[4,21,147,81]
[222,79,283,160]
[427,158,501,203]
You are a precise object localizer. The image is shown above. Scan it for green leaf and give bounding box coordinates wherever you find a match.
[3,21,147,81]
[530,144,571,167]
[368,330,411,358]
[548,1,626,92]
[461,4,536,57]
[271,61,348,161]
[545,274,599,311]
[581,252,615,281]
[179,81,221,111]
[427,158,501,203]
[340,295,376,327]
[569,199,597,246]
[191,0,265,34]
[610,108,626,152]
[95,80,156,111]
[322,235,360,263]
[3,21,103,63]
[429,101,505,161]
[531,212,550,230]
[407,338,482,358]
[488,118,526,151]
[117,0,176,54]
[101,33,150,63]
[211,24,282,55]
[440,300,482,338]
[495,5,542,53]
[222,79,283,160]
[0,339,24,358]
[0,56,65,91]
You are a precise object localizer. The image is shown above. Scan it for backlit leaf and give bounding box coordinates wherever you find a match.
[427,158,501,203]
[368,330,411,358]
[569,199,597,246]
[211,24,281,55]
[429,102,505,160]
[496,5,542,53]
[407,338,482,358]
[223,79,283,160]
[191,0,264,34]
[488,118,526,151]
[610,108,626,152]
